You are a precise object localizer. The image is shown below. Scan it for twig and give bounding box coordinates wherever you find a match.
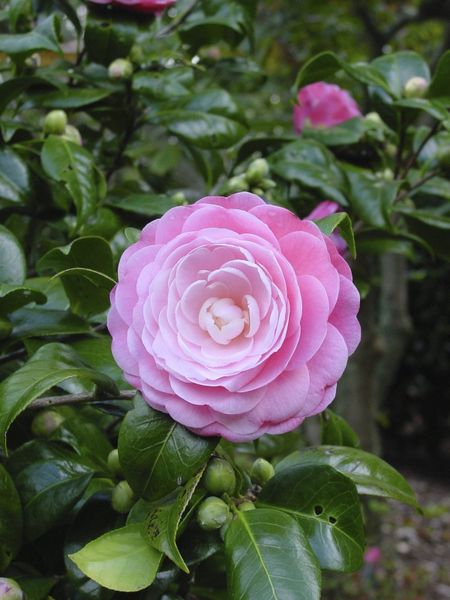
[0,348,26,366]
[401,121,440,177]
[156,0,200,38]
[29,390,135,410]
[395,169,441,203]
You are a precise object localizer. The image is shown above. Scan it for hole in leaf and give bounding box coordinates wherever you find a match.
[314,505,323,515]
[329,516,337,524]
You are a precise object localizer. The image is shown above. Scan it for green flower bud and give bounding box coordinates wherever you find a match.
[31,410,65,438]
[252,187,265,196]
[259,178,276,191]
[250,458,275,485]
[437,145,450,169]
[25,53,41,69]
[129,44,144,65]
[172,191,187,205]
[379,168,394,181]
[107,449,122,476]
[238,500,256,512]
[203,458,236,496]
[0,317,12,340]
[365,112,383,126]
[385,143,397,159]
[197,496,230,531]
[111,480,135,514]
[403,76,428,99]
[61,125,82,146]
[246,158,270,184]
[0,578,24,600]
[43,110,68,135]
[226,175,249,193]
[108,58,134,80]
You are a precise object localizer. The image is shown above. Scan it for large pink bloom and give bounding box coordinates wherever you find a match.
[87,0,174,13]
[108,193,360,442]
[294,82,361,134]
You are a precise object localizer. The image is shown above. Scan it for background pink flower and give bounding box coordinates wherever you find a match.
[294,82,361,134]
[307,200,347,255]
[87,0,175,13]
[108,193,360,442]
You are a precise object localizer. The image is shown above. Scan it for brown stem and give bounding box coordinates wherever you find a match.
[401,121,440,177]
[156,0,200,38]
[29,390,135,410]
[396,169,441,203]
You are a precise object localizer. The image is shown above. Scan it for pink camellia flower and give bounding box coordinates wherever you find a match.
[294,82,361,134]
[307,200,347,256]
[108,193,360,442]
[87,0,174,13]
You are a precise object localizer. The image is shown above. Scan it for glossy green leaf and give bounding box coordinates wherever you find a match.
[345,167,399,227]
[258,464,365,572]
[144,469,205,572]
[0,31,60,56]
[38,88,112,109]
[14,455,94,541]
[0,462,22,570]
[302,118,365,146]
[0,76,57,115]
[71,336,125,386]
[37,237,115,317]
[397,208,450,260]
[0,342,118,453]
[51,415,113,467]
[429,50,450,99]
[41,136,101,229]
[269,139,347,205]
[314,213,356,258]
[0,224,26,284]
[9,307,90,339]
[320,409,359,447]
[394,98,449,121]
[69,524,162,592]
[0,284,46,314]
[225,508,321,600]
[295,51,390,93]
[0,147,30,208]
[132,71,191,101]
[15,577,56,600]
[158,110,247,149]
[108,193,180,218]
[183,89,245,124]
[118,395,218,501]
[371,51,430,98]
[276,446,419,509]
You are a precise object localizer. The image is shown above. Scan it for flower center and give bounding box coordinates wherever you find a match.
[199,297,249,345]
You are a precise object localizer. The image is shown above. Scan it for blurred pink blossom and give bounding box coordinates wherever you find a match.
[364,546,382,565]
[87,0,175,13]
[294,82,361,134]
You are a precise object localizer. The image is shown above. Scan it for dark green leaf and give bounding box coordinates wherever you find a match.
[14,455,94,541]
[183,89,245,124]
[132,71,191,101]
[41,136,101,230]
[118,395,218,501]
[158,110,247,150]
[276,446,418,509]
[0,342,118,453]
[397,208,450,260]
[429,50,450,99]
[15,577,55,600]
[0,224,26,284]
[9,307,90,339]
[0,462,22,570]
[0,31,60,56]
[314,213,356,258]
[269,139,347,205]
[37,237,115,317]
[108,194,180,218]
[258,464,365,572]
[320,409,359,447]
[302,118,365,146]
[371,51,430,98]
[345,167,399,227]
[225,508,321,600]
[38,88,112,109]
[144,469,205,572]
[0,284,46,315]
[0,147,30,208]
[69,524,162,592]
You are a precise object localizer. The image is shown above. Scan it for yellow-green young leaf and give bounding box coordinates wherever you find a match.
[225,508,321,600]
[69,524,162,592]
[0,342,118,453]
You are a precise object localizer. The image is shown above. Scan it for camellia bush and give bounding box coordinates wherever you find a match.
[0,0,449,598]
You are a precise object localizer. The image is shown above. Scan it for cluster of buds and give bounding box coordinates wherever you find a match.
[226,158,276,199]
